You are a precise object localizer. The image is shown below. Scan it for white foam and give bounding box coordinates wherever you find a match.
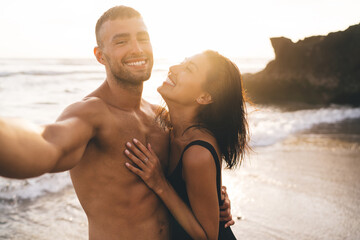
[249,105,360,147]
[0,172,72,200]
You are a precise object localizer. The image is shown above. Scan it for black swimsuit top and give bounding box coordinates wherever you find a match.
[167,140,223,240]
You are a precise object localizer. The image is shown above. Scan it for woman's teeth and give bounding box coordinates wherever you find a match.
[166,77,175,86]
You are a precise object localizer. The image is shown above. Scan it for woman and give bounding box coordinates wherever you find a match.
[124,50,249,239]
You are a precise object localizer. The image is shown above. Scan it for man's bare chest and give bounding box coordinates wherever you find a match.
[96,113,170,167]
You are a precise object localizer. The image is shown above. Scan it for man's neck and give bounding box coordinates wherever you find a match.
[96,78,144,111]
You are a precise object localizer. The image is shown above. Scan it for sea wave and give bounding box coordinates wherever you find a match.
[0,172,71,200]
[0,70,104,77]
[249,105,360,146]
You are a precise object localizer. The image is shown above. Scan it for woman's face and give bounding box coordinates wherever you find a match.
[157,53,211,106]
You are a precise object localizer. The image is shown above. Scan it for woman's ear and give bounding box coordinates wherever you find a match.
[94,47,105,65]
[196,93,213,105]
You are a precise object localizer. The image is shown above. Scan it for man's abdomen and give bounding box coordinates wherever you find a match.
[70,154,170,240]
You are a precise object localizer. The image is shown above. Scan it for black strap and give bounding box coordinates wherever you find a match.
[180,140,222,204]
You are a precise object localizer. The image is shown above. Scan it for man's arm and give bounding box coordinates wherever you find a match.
[220,186,235,228]
[0,98,103,179]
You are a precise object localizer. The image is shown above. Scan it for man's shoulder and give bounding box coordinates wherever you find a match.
[81,96,109,109]
[68,96,109,114]
[144,101,166,115]
[57,97,110,122]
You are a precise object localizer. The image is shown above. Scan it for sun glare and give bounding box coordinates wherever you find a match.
[0,0,359,59]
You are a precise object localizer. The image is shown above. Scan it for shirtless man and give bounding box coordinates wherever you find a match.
[0,6,233,240]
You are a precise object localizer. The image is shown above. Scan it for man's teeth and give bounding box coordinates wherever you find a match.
[166,77,175,86]
[126,61,146,66]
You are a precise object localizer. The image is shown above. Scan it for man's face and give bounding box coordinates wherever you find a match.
[98,17,153,85]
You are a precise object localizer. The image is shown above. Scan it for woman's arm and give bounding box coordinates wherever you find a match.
[181,145,219,239]
[124,139,219,240]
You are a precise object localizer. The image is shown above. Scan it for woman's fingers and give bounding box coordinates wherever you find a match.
[124,149,147,170]
[148,143,156,155]
[125,162,144,177]
[126,141,148,163]
[133,139,152,158]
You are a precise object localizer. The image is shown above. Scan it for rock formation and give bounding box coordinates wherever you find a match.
[243,23,360,105]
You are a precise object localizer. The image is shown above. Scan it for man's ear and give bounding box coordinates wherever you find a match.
[94,47,105,65]
[196,93,213,105]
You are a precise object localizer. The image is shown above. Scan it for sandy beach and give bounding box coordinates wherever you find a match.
[228,118,360,240]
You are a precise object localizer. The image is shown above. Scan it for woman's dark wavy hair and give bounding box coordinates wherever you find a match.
[195,50,250,168]
[157,50,250,168]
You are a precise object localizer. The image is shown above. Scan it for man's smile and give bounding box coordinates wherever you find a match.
[125,60,146,66]
[123,56,149,68]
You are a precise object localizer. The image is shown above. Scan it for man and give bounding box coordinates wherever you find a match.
[0,6,233,239]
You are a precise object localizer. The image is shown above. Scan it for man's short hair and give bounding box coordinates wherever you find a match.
[95,6,142,47]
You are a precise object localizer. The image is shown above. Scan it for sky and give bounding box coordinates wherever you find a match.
[0,0,359,60]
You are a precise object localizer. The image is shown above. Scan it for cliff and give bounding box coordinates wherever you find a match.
[243,23,360,105]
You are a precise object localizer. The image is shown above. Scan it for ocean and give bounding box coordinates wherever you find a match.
[0,58,360,239]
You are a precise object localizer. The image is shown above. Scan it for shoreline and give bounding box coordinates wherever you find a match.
[226,118,360,239]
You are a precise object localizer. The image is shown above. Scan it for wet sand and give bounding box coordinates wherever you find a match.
[0,186,87,240]
[226,119,360,239]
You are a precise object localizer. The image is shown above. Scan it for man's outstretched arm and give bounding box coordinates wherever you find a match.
[0,98,102,179]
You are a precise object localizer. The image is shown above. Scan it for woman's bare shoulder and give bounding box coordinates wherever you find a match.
[181,136,219,171]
